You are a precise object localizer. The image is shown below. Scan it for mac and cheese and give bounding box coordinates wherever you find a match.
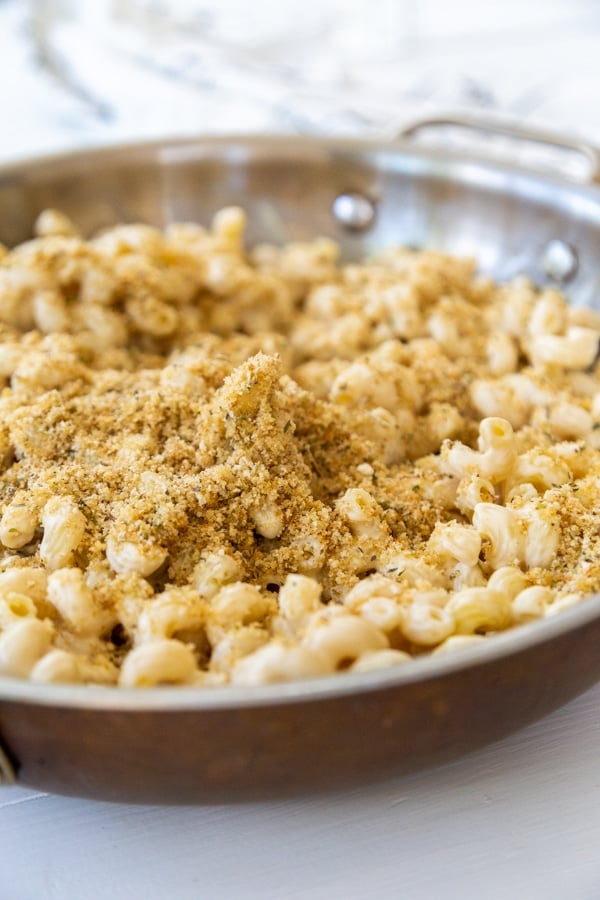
[0,207,597,687]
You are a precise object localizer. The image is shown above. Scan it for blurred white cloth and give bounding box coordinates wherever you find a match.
[3,0,600,161]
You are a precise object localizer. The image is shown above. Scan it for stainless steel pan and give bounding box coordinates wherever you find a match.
[1,116,600,804]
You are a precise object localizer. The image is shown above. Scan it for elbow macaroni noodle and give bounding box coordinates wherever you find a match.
[0,206,598,687]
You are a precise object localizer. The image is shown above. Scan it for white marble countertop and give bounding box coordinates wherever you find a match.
[3,1,600,898]
[5,0,600,161]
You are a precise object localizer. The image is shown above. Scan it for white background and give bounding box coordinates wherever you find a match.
[2,1,600,897]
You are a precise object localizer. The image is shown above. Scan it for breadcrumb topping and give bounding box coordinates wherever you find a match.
[0,206,598,688]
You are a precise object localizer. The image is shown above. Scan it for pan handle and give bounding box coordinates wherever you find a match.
[398,114,600,184]
[0,733,16,786]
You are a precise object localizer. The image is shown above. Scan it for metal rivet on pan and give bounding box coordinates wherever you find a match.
[332,192,377,231]
[540,239,579,283]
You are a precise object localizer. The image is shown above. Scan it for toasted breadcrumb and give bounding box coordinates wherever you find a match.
[0,208,598,687]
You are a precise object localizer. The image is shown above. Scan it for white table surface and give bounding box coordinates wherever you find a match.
[4,1,600,897]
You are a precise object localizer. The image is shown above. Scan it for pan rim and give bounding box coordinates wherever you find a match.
[1,131,599,197]
[1,591,599,711]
